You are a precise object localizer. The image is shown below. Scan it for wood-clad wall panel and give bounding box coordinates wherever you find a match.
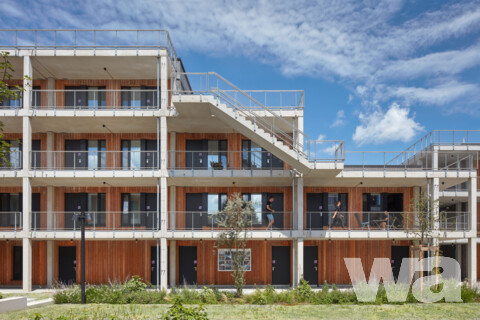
[304,240,398,285]
[54,240,159,284]
[0,240,47,285]
[176,240,291,285]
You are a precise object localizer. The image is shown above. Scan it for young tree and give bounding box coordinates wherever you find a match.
[215,193,255,297]
[0,51,27,166]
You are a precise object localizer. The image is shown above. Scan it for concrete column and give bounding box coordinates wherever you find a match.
[160,237,168,290]
[296,176,304,231]
[47,77,55,107]
[160,117,168,171]
[22,238,32,291]
[169,240,176,287]
[431,178,440,233]
[467,238,477,285]
[160,55,168,110]
[23,56,32,112]
[468,177,477,235]
[431,146,438,170]
[169,132,176,169]
[46,240,54,287]
[296,238,304,285]
[169,186,176,230]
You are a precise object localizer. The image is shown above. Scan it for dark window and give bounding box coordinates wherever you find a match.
[13,246,22,281]
[121,139,158,169]
[121,86,158,109]
[1,86,22,108]
[242,140,283,169]
[65,86,106,109]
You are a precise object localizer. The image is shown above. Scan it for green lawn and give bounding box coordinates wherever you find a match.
[2,303,480,320]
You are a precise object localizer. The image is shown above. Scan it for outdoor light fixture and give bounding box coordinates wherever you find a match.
[72,211,92,304]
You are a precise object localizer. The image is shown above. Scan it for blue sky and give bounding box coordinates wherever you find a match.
[1,0,480,152]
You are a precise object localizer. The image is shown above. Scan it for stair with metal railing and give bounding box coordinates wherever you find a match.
[172,72,344,174]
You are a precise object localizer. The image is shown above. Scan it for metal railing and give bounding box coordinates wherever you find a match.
[30,211,159,232]
[31,150,161,171]
[0,150,22,170]
[216,90,304,110]
[30,89,159,110]
[307,140,345,162]
[305,211,469,232]
[174,72,313,160]
[389,130,480,166]
[169,211,293,231]
[0,212,22,231]
[0,29,178,70]
[168,150,288,171]
[343,150,477,171]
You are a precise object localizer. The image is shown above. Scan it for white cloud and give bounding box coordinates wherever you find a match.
[352,104,424,145]
[316,134,326,141]
[330,110,346,127]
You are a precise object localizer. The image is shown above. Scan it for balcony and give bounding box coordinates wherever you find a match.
[169,211,293,232]
[30,150,160,171]
[29,211,159,235]
[168,150,292,178]
[0,151,22,170]
[0,212,22,232]
[304,211,470,232]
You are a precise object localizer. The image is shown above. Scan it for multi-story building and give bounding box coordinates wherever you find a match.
[0,29,477,291]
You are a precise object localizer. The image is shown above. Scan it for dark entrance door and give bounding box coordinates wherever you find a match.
[59,246,77,284]
[178,246,197,285]
[304,246,319,286]
[391,246,409,281]
[306,193,327,229]
[143,193,158,229]
[264,193,284,229]
[141,140,158,169]
[151,246,158,286]
[387,193,404,228]
[31,193,41,229]
[272,246,290,285]
[12,246,22,281]
[65,193,88,229]
[186,140,207,169]
[31,139,41,169]
[186,193,206,229]
[65,139,88,170]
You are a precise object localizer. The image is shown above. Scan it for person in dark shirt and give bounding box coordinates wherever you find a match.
[265,195,275,230]
[331,200,346,229]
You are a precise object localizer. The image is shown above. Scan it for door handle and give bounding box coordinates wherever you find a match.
[272,266,275,271]
[194,267,197,271]
[314,266,318,271]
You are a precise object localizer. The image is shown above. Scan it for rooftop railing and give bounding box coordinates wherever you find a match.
[343,150,477,171]
[0,29,178,70]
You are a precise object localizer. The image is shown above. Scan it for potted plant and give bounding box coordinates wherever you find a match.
[210,161,224,170]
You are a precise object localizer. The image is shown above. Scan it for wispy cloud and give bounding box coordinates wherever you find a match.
[2,0,480,145]
[330,110,346,128]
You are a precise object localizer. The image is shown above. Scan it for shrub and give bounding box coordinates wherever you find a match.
[461,284,480,303]
[162,298,209,320]
[294,279,313,303]
[125,275,148,293]
[171,286,202,304]
[0,292,3,299]
[200,287,218,304]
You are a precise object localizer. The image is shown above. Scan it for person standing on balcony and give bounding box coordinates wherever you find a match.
[380,211,389,230]
[265,195,275,230]
[331,200,346,229]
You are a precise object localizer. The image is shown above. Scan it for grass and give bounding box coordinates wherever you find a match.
[1,303,480,320]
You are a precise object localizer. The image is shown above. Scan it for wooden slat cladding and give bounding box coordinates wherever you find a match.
[0,240,47,285]
[54,240,160,284]
[175,240,292,285]
[175,186,293,229]
[303,187,413,229]
[304,240,407,285]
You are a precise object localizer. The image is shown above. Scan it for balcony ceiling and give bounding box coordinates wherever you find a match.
[7,56,166,80]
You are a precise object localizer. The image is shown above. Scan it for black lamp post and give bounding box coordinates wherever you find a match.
[73,211,92,304]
